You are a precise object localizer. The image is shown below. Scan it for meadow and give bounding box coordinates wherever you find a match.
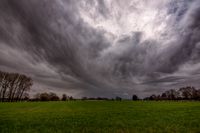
[0,101,200,133]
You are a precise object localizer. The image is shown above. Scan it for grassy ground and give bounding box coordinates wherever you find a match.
[0,101,200,133]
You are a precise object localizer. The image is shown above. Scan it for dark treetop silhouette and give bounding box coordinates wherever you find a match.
[0,71,33,102]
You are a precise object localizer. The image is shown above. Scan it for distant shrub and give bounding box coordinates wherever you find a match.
[115,96,122,101]
[62,94,67,101]
[33,92,60,101]
[132,95,138,101]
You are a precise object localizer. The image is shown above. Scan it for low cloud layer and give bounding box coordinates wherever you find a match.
[0,0,200,98]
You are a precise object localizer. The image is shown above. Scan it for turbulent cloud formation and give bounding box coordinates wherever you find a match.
[0,0,200,98]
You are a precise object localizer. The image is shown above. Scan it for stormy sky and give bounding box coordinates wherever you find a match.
[0,0,200,98]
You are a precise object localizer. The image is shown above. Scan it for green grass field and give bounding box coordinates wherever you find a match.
[0,101,200,133]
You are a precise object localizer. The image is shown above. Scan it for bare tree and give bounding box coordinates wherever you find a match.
[0,71,6,100]
[179,86,196,100]
[0,71,33,102]
[7,73,19,101]
[1,73,10,101]
[19,76,33,101]
[165,89,179,100]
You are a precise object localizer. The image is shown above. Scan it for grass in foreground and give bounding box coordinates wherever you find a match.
[0,101,200,133]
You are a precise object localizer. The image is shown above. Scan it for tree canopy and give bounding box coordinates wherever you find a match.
[0,71,33,102]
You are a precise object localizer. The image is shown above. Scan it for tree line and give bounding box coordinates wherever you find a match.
[21,86,200,102]
[31,93,117,101]
[1,70,200,102]
[144,86,200,101]
[0,71,33,102]
[31,93,74,101]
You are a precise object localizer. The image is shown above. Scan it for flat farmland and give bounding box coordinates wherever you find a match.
[0,101,200,133]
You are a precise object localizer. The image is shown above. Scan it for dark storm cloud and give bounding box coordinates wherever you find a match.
[0,0,200,98]
[0,0,112,97]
